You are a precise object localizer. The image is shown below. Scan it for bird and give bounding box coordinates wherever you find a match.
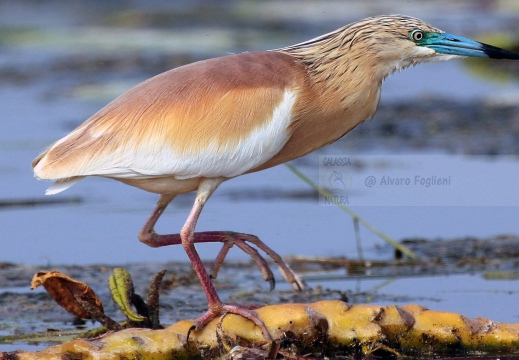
[32,14,519,339]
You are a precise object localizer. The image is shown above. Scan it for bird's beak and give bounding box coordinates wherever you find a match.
[425,32,519,59]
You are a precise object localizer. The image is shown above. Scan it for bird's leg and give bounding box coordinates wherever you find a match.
[137,182,273,339]
[138,196,276,286]
[139,197,303,291]
[179,178,272,340]
[138,193,176,243]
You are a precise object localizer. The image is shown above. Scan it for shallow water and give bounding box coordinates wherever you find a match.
[1,0,519,354]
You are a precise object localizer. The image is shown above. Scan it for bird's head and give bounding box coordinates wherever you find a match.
[280,14,519,91]
[360,15,519,77]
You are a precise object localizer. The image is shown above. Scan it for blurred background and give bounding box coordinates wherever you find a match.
[1,0,519,324]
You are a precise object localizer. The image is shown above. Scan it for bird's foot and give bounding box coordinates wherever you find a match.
[140,229,305,291]
[188,303,273,342]
[209,231,305,291]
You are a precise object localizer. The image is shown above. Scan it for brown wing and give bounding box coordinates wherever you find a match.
[33,51,306,183]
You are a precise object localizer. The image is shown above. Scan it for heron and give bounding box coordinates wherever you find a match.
[32,15,519,338]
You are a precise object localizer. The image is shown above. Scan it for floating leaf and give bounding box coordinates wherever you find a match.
[31,270,104,319]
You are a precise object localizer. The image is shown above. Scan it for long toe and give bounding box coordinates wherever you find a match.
[224,237,276,290]
[191,304,273,342]
[277,262,305,291]
[234,233,306,291]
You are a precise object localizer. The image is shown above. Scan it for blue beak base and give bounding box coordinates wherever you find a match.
[424,33,519,60]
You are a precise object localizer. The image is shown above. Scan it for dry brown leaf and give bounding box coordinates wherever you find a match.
[31,270,104,319]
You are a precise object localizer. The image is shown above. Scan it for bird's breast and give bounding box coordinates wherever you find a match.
[251,73,381,172]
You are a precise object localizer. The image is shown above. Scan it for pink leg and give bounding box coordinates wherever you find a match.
[139,196,303,291]
[139,180,275,339]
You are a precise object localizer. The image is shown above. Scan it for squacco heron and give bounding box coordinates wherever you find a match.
[32,15,519,338]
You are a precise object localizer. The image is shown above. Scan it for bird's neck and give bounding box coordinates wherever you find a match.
[278,41,384,114]
[264,41,386,165]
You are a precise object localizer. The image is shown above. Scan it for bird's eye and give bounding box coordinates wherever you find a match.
[410,30,424,42]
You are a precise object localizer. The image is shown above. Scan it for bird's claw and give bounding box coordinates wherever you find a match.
[209,232,305,291]
[187,303,273,343]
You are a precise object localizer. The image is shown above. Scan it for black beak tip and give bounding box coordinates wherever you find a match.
[482,43,519,60]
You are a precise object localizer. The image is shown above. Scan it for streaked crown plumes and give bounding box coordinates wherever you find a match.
[279,15,446,82]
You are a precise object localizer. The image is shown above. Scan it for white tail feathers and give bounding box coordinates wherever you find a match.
[45,177,84,195]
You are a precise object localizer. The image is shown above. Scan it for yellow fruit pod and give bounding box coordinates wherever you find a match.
[4,300,519,360]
